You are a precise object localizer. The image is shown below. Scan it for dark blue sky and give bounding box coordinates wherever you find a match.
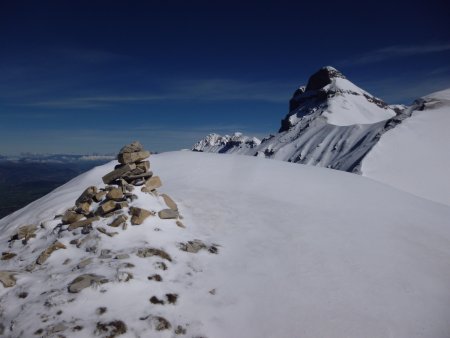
[1,0,449,155]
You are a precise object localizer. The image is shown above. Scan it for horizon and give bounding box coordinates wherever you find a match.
[1,0,449,155]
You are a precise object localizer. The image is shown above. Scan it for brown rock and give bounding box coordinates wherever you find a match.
[12,224,37,242]
[118,150,150,164]
[1,252,17,260]
[96,200,117,215]
[175,220,185,228]
[158,209,178,219]
[93,191,107,202]
[136,160,150,171]
[76,201,91,214]
[119,141,143,154]
[129,207,153,225]
[97,227,118,237]
[106,188,123,201]
[102,163,136,184]
[116,201,129,209]
[136,248,172,261]
[75,186,97,205]
[160,194,178,211]
[36,241,66,265]
[142,176,162,191]
[109,215,128,228]
[124,172,153,181]
[67,216,100,231]
[62,210,84,224]
[0,271,16,288]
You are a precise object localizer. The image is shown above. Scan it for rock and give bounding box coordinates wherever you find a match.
[124,171,153,181]
[93,191,107,202]
[0,271,16,288]
[129,207,153,225]
[152,316,171,331]
[68,274,108,293]
[136,248,172,261]
[62,210,84,224]
[117,150,150,164]
[75,186,97,205]
[175,220,186,228]
[102,163,136,184]
[142,176,162,191]
[158,209,178,219]
[175,325,187,335]
[11,224,37,242]
[160,194,178,211]
[136,160,150,171]
[96,307,107,315]
[115,254,130,260]
[106,188,124,201]
[147,274,162,282]
[149,296,164,305]
[109,215,128,228]
[166,293,178,304]
[119,141,143,154]
[116,201,129,209]
[178,239,206,253]
[77,258,93,269]
[36,241,67,265]
[96,200,117,216]
[1,252,17,260]
[99,249,112,259]
[97,227,118,237]
[117,271,133,282]
[95,320,127,337]
[67,216,100,231]
[76,201,91,214]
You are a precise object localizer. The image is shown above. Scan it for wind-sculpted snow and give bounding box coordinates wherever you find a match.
[1,152,450,337]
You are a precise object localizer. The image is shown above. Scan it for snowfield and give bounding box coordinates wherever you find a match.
[1,151,450,337]
[362,89,450,206]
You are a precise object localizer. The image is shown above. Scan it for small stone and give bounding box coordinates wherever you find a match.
[129,207,153,225]
[175,325,187,335]
[117,271,133,282]
[63,258,71,265]
[102,163,136,184]
[109,215,128,228]
[106,188,123,201]
[142,176,162,191]
[147,274,162,282]
[1,252,17,260]
[118,150,150,164]
[149,296,164,305]
[61,210,84,224]
[93,191,107,202]
[96,200,117,216]
[166,293,178,304]
[176,221,186,228]
[18,291,28,298]
[12,224,37,242]
[158,209,178,219]
[115,254,130,260]
[152,316,171,331]
[96,307,107,315]
[160,194,178,211]
[0,271,16,288]
[76,202,91,214]
[116,201,129,209]
[95,321,127,337]
[77,258,93,269]
[119,141,143,154]
[154,262,167,270]
[99,249,112,259]
[97,227,118,237]
[67,216,100,231]
[178,240,206,253]
[68,274,108,293]
[36,241,66,265]
[49,323,67,333]
[75,186,97,205]
[136,248,171,261]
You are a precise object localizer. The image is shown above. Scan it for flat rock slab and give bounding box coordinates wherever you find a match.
[142,176,162,192]
[136,248,172,261]
[109,215,128,228]
[129,207,154,225]
[118,150,150,164]
[68,274,108,293]
[119,141,143,154]
[97,200,117,215]
[158,209,179,219]
[75,186,97,205]
[102,163,136,184]
[62,210,84,224]
[67,216,100,231]
[12,224,37,241]
[106,188,123,201]
[36,241,66,265]
[160,194,178,211]
[0,271,17,288]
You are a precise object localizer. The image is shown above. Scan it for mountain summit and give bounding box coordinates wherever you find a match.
[193,66,405,172]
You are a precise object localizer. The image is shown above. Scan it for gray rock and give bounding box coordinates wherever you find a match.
[158,209,178,219]
[136,160,150,171]
[96,200,117,216]
[108,215,128,228]
[115,254,130,260]
[36,241,66,265]
[102,163,136,184]
[119,141,143,154]
[136,248,172,261]
[106,188,123,201]
[77,258,93,269]
[61,210,84,224]
[179,239,206,253]
[68,274,108,293]
[160,194,178,211]
[0,271,16,288]
[142,176,162,192]
[99,249,112,259]
[75,186,97,205]
[12,224,37,241]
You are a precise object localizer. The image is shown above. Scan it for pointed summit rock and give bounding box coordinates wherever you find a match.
[305,66,346,91]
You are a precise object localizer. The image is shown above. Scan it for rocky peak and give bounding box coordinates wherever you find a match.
[305,66,346,91]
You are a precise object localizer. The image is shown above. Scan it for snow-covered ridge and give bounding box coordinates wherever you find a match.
[192,132,261,154]
[1,151,450,337]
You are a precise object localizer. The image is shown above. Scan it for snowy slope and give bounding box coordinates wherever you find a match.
[193,66,401,171]
[361,89,450,205]
[192,132,261,154]
[1,151,450,337]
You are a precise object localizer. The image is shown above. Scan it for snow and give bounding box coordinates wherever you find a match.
[1,151,450,337]
[361,89,450,206]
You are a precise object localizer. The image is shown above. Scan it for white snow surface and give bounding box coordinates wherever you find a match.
[1,151,450,337]
[362,89,450,206]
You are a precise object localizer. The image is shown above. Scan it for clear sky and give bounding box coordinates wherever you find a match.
[1,0,449,155]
